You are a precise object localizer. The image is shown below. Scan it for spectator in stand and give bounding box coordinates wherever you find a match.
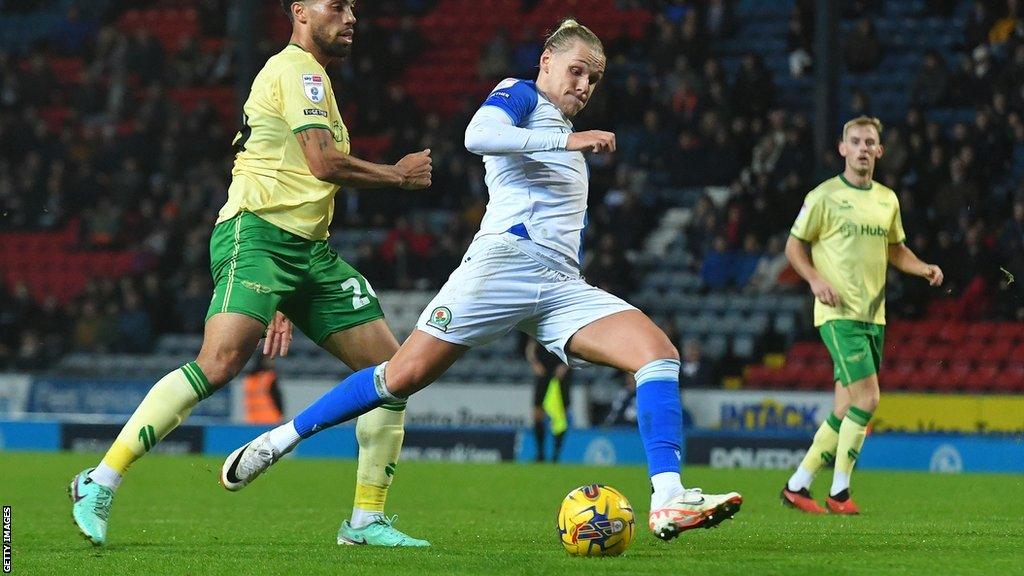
[934,158,981,221]
[700,235,733,291]
[735,233,763,288]
[704,0,736,39]
[911,50,950,107]
[601,374,638,427]
[72,300,102,352]
[477,30,511,81]
[746,235,792,293]
[117,292,153,353]
[15,329,47,370]
[989,0,1021,45]
[679,338,715,388]
[1002,201,1024,252]
[843,18,882,73]
[732,53,775,119]
[787,12,813,78]
[584,233,635,297]
[677,9,709,65]
[510,27,542,78]
[964,0,995,49]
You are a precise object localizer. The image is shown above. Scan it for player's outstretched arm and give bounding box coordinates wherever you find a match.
[464,105,614,156]
[888,243,944,286]
[296,127,431,190]
[465,106,572,155]
[785,235,841,306]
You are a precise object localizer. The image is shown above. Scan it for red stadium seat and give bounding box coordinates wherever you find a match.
[964,365,1001,392]
[938,322,968,343]
[995,322,1024,343]
[885,321,912,342]
[982,340,1015,364]
[934,361,972,393]
[921,343,953,365]
[993,367,1024,393]
[744,365,773,388]
[884,362,918,390]
[788,341,826,362]
[965,322,997,343]
[959,340,990,364]
[911,363,945,392]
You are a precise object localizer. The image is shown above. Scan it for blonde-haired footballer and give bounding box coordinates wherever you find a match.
[70,0,432,547]
[224,18,743,541]
[781,116,944,514]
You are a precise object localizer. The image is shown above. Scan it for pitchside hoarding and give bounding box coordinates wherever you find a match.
[682,389,834,432]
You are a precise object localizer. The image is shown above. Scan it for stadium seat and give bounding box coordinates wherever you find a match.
[934,362,972,393]
[964,365,1001,392]
[788,342,827,363]
[964,322,997,343]
[885,361,917,390]
[995,322,1024,342]
[913,363,946,392]
[938,322,969,343]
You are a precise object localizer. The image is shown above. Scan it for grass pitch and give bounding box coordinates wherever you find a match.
[1,451,1022,575]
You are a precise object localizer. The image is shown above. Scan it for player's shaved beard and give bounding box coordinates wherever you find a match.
[312,22,352,59]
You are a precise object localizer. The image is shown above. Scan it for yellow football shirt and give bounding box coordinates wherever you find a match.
[790,175,906,326]
[217,44,351,241]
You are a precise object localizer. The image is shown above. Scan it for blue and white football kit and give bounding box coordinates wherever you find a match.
[415,78,634,366]
[227,78,742,540]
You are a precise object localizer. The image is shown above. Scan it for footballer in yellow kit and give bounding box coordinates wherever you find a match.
[780,116,944,515]
[69,0,433,548]
[207,42,375,336]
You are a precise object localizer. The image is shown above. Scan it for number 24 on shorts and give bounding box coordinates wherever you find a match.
[342,277,377,309]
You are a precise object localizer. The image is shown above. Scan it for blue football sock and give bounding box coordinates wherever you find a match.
[634,359,683,477]
[293,363,396,438]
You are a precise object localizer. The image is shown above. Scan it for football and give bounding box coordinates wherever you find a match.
[556,484,636,557]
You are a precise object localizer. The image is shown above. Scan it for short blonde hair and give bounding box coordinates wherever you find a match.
[543,18,604,57]
[842,116,883,141]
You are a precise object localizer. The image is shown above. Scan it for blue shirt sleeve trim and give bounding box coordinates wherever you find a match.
[480,80,538,127]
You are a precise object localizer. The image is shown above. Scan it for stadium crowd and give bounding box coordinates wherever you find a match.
[1,0,1023,371]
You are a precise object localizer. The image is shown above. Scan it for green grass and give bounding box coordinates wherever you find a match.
[2,451,1023,575]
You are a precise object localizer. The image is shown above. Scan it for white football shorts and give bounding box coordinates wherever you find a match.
[416,233,636,367]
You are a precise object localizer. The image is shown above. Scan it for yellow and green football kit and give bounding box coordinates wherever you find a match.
[208,43,382,341]
[790,174,905,385]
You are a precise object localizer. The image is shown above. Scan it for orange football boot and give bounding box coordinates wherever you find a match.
[780,486,827,514]
[825,490,861,515]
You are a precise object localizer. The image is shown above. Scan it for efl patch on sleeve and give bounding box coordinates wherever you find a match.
[302,74,325,103]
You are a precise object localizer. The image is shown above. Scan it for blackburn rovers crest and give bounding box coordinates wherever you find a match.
[426,306,452,332]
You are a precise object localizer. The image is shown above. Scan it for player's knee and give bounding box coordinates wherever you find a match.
[382,359,431,398]
[858,390,880,412]
[195,348,249,388]
[849,379,880,412]
[639,335,680,366]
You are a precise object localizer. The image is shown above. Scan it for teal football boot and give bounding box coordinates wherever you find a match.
[337,515,430,547]
[68,468,114,546]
